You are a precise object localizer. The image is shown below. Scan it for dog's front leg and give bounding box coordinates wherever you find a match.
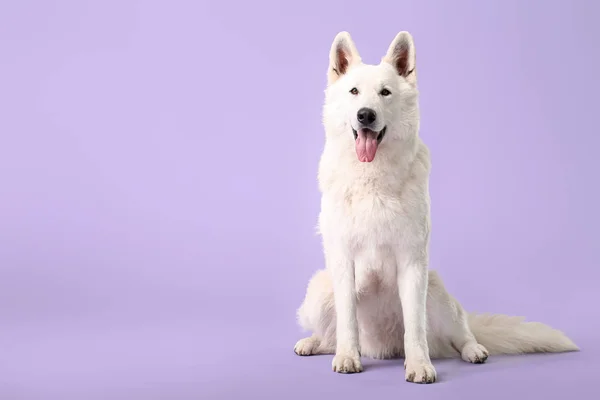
[398,260,436,383]
[329,250,362,373]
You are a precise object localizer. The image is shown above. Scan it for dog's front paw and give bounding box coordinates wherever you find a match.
[332,353,363,374]
[404,359,436,384]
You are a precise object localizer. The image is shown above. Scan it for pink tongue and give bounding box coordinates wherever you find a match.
[355,129,379,162]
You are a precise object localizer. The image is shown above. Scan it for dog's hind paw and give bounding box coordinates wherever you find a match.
[294,337,319,356]
[461,342,489,364]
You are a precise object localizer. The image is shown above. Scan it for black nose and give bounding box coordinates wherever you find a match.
[357,108,377,125]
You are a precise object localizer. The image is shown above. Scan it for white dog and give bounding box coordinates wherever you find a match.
[294,31,578,384]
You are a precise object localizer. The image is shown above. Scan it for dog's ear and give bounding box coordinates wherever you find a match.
[327,31,361,85]
[383,31,416,81]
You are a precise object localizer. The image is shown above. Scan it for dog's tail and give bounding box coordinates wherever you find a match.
[467,313,579,355]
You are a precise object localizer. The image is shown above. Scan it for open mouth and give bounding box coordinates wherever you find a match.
[352,126,386,143]
[352,126,386,163]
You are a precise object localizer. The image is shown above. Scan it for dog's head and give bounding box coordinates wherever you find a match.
[323,31,419,163]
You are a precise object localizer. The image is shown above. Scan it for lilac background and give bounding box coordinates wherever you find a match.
[1,0,599,399]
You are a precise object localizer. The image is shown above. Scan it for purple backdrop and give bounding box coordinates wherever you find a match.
[1,0,598,399]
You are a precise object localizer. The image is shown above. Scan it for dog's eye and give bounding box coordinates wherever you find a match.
[350,88,359,95]
[380,89,392,96]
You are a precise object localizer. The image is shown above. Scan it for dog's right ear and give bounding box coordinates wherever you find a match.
[327,32,361,85]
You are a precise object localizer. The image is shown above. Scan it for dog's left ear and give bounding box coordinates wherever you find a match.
[383,31,416,81]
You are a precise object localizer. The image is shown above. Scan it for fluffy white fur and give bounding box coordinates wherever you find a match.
[294,31,578,384]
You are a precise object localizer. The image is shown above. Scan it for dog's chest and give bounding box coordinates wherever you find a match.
[321,177,417,250]
[325,185,410,290]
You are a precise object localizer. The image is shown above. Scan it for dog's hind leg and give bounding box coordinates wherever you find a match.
[426,271,489,363]
[294,269,336,356]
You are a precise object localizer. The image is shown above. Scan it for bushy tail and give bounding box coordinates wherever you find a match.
[468,313,579,355]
